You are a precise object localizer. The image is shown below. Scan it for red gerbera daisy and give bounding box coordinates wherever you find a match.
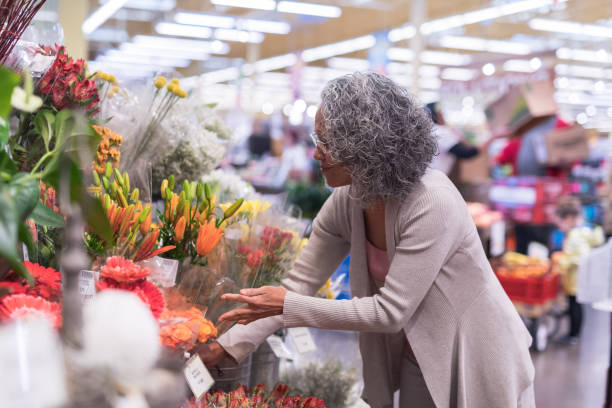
[0,282,27,296]
[0,294,62,328]
[100,256,151,283]
[97,279,164,319]
[23,262,61,300]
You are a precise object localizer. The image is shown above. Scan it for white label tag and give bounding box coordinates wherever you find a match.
[78,270,98,302]
[266,335,293,360]
[288,327,317,354]
[490,221,506,257]
[22,244,29,262]
[184,354,214,399]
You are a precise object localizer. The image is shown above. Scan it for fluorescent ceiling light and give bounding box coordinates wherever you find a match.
[114,9,155,21]
[420,0,567,35]
[327,57,370,71]
[99,53,191,68]
[201,67,241,84]
[555,92,612,107]
[529,18,612,39]
[214,28,265,43]
[439,35,531,55]
[122,0,175,11]
[277,1,342,18]
[419,77,442,90]
[388,25,416,42]
[132,35,230,54]
[174,12,235,28]
[556,47,612,64]
[238,19,291,35]
[387,48,473,66]
[302,35,376,62]
[85,27,129,42]
[155,22,213,39]
[254,53,298,73]
[119,43,209,61]
[503,58,542,73]
[210,0,276,11]
[554,64,612,80]
[441,68,477,81]
[82,0,129,35]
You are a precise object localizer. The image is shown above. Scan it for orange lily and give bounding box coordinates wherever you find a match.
[174,216,186,241]
[196,219,224,257]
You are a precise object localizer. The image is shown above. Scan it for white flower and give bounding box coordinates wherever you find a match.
[11,86,42,112]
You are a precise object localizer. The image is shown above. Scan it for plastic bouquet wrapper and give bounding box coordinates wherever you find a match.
[181,384,327,408]
[150,99,235,190]
[4,22,63,79]
[201,168,256,204]
[217,201,308,290]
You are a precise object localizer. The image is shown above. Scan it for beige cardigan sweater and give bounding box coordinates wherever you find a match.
[218,169,535,408]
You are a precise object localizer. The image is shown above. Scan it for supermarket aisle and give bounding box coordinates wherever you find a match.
[533,306,610,408]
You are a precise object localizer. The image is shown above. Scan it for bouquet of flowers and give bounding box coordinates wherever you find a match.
[183,384,327,408]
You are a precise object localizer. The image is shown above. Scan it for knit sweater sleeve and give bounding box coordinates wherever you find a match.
[217,188,351,362]
[283,187,467,332]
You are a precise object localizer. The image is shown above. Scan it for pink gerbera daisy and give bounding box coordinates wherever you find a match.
[97,279,164,319]
[100,256,151,283]
[0,294,62,328]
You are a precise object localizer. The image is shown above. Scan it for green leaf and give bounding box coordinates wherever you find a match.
[30,201,65,227]
[83,195,113,244]
[18,222,36,261]
[0,190,31,282]
[34,109,55,152]
[0,67,20,118]
[53,109,75,150]
[9,173,40,221]
[0,151,17,175]
[0,116,8,147]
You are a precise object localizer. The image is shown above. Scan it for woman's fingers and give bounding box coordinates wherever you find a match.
[221,293,256,304]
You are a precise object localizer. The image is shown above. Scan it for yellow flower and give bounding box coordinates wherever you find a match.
[220,199,271,219]
[167,83,176,93]
[176,88,187,98]
[154,76,167,89]
[298,237,308,251]
[170,78,179,85]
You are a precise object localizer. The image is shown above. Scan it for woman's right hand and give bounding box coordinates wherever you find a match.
[195,342,231,367]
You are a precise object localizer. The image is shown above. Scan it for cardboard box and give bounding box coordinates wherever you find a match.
[545,125,589,166]
[485,80,558,133]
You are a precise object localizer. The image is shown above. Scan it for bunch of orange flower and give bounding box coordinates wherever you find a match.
[92,125,122,175]
[157,175,243,267]
[159,306,217,350]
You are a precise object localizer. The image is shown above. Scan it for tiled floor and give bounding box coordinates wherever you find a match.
[533,305,610,408]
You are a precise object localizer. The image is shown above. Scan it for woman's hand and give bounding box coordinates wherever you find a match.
[218,286,287,325]
[194,342,230,367]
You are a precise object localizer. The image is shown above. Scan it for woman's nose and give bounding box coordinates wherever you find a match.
[313,146,324,161]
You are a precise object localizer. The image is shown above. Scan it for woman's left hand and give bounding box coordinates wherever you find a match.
[218,286,287,325]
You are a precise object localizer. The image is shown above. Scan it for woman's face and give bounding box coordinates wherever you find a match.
[313,108,352,188]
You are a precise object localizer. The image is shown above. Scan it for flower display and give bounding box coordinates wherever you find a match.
[100,256,151,283]
[159,305,218,350]
[92,125,122,175]
[0,262,62,302]
[184,384,327,408]
[196,219,224,257]
[97,279,165,319]
[0,294,62,328]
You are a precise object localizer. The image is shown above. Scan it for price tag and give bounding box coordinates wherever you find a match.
[184,354,214,399]
[78,270,98,303]
[490,221,506,257]
[22,244,29,262]
[288,327,317,354]
[266,335,293,360]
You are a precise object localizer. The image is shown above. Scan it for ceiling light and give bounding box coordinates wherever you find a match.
[99,52,191,68]
[556,47,612,64]
[388,25,416,42]
[307,105,318,118]
[82,0,129,35]
[594,81,606,93]
[439,35,531,55]
[555,64,608,79]
[210,0,276,11]
[238,19,291,34]
[326,57,370,71]
[503,58,542,73]
[441,68,476,81]
[174,12,235,28]
[155,22,212,39]
[482,63,496,76]
[529,18,612,39]
[254,53,298,72]
[420,77,442,90]
[386,47,413,62]
[122,0,175,11]
[293,99,307,113]
[420,50,473,66]
[302,35,376,62]
[555,92,612,106]
[277,1,342,18]
[262,102,274,115]
[85,27,129,42]
[420,0,567,35]
[463,96,475,107]
[132,35,230,54]
[119,42,209,60]
[201,67,240,84]
[607,107,612,118]
[214,28,264,43]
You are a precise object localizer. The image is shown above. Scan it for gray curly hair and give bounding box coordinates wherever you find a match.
[320,71,436,205]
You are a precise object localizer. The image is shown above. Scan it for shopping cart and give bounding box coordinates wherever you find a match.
[495,270,562,351]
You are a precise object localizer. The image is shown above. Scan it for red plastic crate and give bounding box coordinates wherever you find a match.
[496,272,560,305]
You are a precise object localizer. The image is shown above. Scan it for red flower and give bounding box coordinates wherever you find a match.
[72,78,97,101]
[100,256,151,283]
[97,279,165,319]
[52,84,69,109]
[72,59,85,76]
[0,282,27,296]
[0,294,62,328]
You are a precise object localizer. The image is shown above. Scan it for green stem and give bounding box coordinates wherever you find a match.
[30,149,55,174]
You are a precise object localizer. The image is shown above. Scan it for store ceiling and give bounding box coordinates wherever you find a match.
[82,0,612,130]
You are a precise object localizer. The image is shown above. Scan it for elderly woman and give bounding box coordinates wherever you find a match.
[200,72,535,408]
